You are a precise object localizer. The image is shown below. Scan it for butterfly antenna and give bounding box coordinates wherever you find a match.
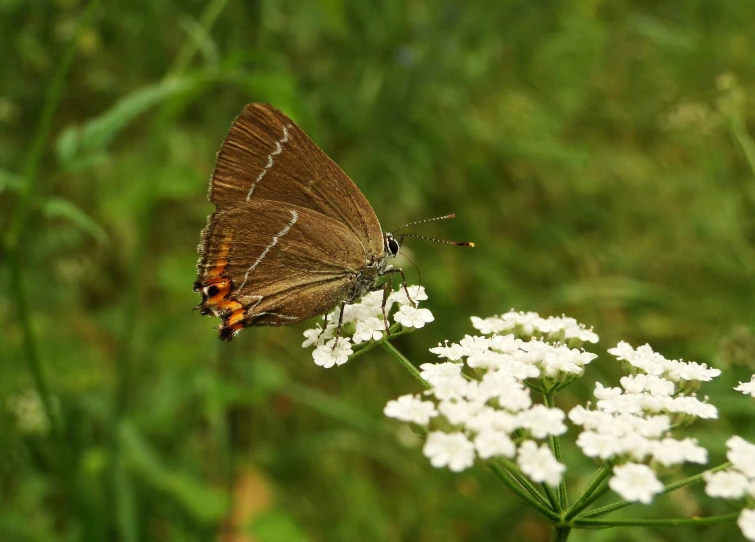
[398,250,423,288]
[400,233,474,247]
[392,213,458,233]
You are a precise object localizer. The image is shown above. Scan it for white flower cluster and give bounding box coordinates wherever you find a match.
[302,286,433,368]
[608,341,721,389]
[471,310,599,345]
[429,333,597,381]
[704,437,755,540]
[735,375,755,398]
[383,311,599,484]
[569,342,720,505]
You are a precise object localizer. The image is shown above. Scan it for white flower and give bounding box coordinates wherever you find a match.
[608,463,663,504]
[500,310,542,335]
[704,470,749,499]
[727,436,755,478]
[419,362,463,382]
[470,315,509,335]
[477,372,532,411]
[517,440,565,487]
[390,285,428,306]
[576,431,622,460]
[429,341,468,361]
[394,305,435,328]
[651,438,707,467]
[517,405,567,439]
[735,376,755,397]
[312,338,353,368]
[474,430,516,459]
[302,325,333,348]
[426,374,472,401]
[459,335,492,356]
[384,394,438,425]
[438,399,486,426]
[740,509,755,541]
[352,316,385,344]
[620,374,674,396]
[663,359,721,383]
[423,431,475,472]
[489,334,523,353]
[608,342,666,376]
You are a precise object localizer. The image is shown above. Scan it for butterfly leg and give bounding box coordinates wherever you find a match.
[382,267,416,307]
[317,311,330,340]
[331,302,347,349]
[379,280,392,335]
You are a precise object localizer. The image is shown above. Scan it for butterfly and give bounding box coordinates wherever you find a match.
[194,104,409,341]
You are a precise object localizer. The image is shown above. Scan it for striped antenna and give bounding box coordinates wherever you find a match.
[392,213,457,233]
[399,233,474,247]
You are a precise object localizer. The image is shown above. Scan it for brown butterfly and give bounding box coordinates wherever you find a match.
[195,103,471,341]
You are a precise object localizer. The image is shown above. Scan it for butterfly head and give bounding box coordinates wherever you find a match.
[384,232,400,257]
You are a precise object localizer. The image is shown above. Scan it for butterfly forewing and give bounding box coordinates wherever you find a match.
[209,104,384,258]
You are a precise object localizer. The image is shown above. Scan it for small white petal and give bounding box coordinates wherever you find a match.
[608,463,663,505]
[384,394,438,425]
[704,470,748,499]
[423,431,475,472]
[740,509,755,541]
[394,305,435,329]
[517,440,565,487]
[474,430,516,459]
[312,338,353,368]
[735,376,755,398]
[727,436,755,478]
[352,316,385,344]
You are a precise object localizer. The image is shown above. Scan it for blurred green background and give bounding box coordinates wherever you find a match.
[2,0,755,540]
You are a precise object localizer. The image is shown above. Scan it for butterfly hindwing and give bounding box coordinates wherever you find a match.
[196,200,369,340]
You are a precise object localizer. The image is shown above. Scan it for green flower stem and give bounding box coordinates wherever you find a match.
[7,251,59,435]
[542,481,560,512]
[731,108,755,177]
[573,513,738,529]
[494,458,551,510]
[552,526,571,542]
[7,0,100,434]
[380,340,430,389]
[565,464,613,520]
[543,392,567,510]
[488,461,560,523]
[8,0,99,246]
[580,462,732,519]
[167,0,230,77]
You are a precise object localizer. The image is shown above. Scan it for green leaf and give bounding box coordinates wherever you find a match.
[119,421,227,524]
[0,169,25,194]
[56,75,204,168]
[41,197,108,245]
[250,509,311,542]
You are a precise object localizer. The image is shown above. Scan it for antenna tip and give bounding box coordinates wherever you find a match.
[467,242,475,247]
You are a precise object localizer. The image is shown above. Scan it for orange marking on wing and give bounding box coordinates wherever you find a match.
[199,234,243,320]
[228,322,244,334]
[207,278,231,304]
[208,237,233,278]
[215,299,243,312]
[226,307,246,327]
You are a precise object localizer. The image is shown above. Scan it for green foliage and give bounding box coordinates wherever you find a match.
[2,0,755,541]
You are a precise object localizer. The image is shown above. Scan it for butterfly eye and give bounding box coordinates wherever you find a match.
[387,237,400,256]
